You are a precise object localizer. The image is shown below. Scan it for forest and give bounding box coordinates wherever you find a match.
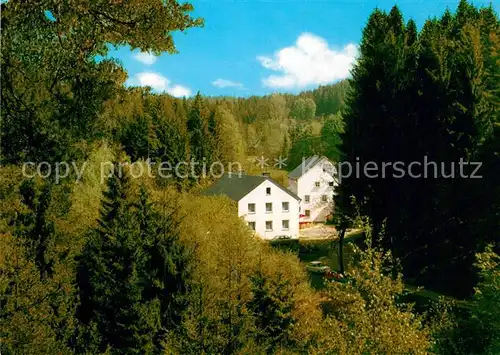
[0,0,499,354]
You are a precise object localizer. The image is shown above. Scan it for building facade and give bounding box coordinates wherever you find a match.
[288,156,337,223]
[203,174,301,240]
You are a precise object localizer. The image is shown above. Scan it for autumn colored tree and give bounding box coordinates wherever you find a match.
[1,0,202,163]
[316,237,431,354]
[248,269,296,352]
[291,97,316,121]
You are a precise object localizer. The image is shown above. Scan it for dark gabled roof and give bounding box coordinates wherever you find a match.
[288,155,327,179]
[202,174,300,201]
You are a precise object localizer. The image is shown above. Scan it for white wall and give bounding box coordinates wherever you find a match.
[238,180,300,240]
[297,158,337,222]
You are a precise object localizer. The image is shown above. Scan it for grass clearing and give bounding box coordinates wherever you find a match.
[270,236,361,289]
[270,234,462,308]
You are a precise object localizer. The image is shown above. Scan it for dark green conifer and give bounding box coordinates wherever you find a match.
[15,180,56,278]
[76,174,192,354]
[187,92,209,177]
[248,269,296,352]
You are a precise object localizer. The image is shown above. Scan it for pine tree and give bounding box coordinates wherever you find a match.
[406,1,499,295]
[187,92,209,177]
[287,123,321,170]
[320,113,344,162]
[335,8,392,240]
[5,181,76,354]
[15,180,56,278]
[336,1,499,296]
[76,173,192,354]
[207,109,220,163]
[248,269,296,352]
[154,118,189,189]
[136,187,192,346]
[76,166,154,354]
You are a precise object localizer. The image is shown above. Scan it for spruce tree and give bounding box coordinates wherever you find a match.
[336,1,499,296]
[248,270,296,352]
[187,92,209,177]
[154,118,189,189]
[15,180,56,278]
[119,114,152,161]
[7,180,76,353]
[407,1,499,295]
[335,8,392,242]
[136,187,192,347]
[320,113,344,162]
[207,109,220,163]
[76,172,192,354]
[76,164,148,354]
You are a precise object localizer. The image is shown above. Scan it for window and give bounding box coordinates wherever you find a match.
[265,202,273,213]
[282,201,289,212]
[265,221,273,231]
[266,187,271,195]
[248,203,256,213]
[248,221,256,230]
[304,195,310,203]
[305,210,311,217]
[282,220,289,230]
[314,181,320,187]
[322,195,328,202]
[329,181,334,187]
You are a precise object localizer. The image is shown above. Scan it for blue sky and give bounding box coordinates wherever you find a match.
[109,0,498,98]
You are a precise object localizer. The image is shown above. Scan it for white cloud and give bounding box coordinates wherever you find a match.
[135,72,168,91]
[257,33,357,89]
[167,85,192,98]
[212,78,244,89]
[127,72,191,97]
[133,51,157,65]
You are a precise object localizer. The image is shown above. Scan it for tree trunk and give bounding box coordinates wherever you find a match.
[339,228,346,275]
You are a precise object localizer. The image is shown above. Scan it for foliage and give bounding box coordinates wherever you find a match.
[213,107,246,164]
[165,194,323,354]
[119,114,154,161]
[429,247,500,355]
[335,1,499,297]
[1,0,498,353]
[1,0,202,164]
[13,180,56,277]
[0,234,76,355]
[187,92,211,175]
[248,268,296,352]
[321,113,344,162]
[290,97,316,121]
[1,179,76,354]
[287,122,323,170]
[75,168,192,354]
[470,246,500,354]
[58,142,115,242]
[316,239,431,354]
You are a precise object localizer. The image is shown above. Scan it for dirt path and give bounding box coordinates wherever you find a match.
[299,224,337,240]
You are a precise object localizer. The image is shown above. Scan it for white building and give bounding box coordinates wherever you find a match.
[288,156,337,223]
[202,174,301,240]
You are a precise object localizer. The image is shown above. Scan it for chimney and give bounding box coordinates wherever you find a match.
[228,169,245,178]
